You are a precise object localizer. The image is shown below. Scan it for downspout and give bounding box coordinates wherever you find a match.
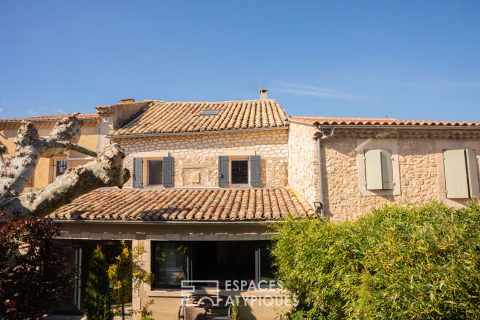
[314,126,335,218]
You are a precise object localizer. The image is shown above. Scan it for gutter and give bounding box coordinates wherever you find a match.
[108,126,289,139]
[289,121,480,131]
[314,126,335,217]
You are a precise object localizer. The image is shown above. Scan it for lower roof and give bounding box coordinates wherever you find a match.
[49,187,315,222]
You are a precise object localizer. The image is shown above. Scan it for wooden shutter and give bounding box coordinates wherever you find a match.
[443,149,469,199]
[466,149,479,197]
[365,149,383,190]
[380,149,394,189]
[133,157,143,188]
[249,155,261,187]
[163,156,174,188]
[218,156,229,187]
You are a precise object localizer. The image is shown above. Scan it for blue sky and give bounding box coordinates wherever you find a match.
[1,0,479,121]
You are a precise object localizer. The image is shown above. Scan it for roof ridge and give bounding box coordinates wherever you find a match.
[152,98,277,104]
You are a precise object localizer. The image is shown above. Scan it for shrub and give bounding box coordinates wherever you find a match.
[272,202,480,319]
[0,216,71,319]
[85,246,113,320]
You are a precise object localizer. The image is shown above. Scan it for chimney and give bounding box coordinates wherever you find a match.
[119,98,135,104]
[259,89,268,100]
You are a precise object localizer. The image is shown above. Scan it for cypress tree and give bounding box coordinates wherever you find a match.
[85,246,113,320]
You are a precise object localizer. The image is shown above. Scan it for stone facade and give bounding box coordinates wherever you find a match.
[115,129,289,188]
[287,122,319,206]
[289,122,480,222]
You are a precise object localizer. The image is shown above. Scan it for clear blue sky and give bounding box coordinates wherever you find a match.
[1,0,479,121]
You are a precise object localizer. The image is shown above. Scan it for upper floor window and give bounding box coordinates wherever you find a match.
[231,158,249,185]
[364,149,394,190]
[54,159,68,178]
[133,156,174,188]
[356,139,400,196]
[218,155,261,187]
[443,149,479,199]
[148,160,163,186]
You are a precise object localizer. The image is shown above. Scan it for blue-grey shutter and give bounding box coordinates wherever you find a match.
[218,156,229,187]
[250,155,261,187]
[133,158,143,188]
[163,156,174,188]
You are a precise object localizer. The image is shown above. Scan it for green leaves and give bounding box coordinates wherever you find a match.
[272,202,480,319]
[85,246,113,320]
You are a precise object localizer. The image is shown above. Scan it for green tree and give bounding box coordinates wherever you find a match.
[272,202,480,319]
[0,216,71,319]
[85,246,113,320]
[108,241,150,320]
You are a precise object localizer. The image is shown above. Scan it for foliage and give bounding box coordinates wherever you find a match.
[85,246,113,320]
[108,241,150,319]
[0,216,71,319]
[272,202,480,319]
[137,299,154,320]
[230,296,240,320]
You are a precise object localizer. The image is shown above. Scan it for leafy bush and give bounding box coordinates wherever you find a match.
[0,216,71,319]
[85,246,113,320]
[272,202,480,319]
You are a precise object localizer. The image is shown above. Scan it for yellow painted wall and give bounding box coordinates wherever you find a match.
[0,124,99,189]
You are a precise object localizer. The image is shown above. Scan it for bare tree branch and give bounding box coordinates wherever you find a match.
[0,143,129,218]
[0,113,98,197]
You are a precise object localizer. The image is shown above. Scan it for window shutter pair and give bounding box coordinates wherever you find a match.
[218,155,261,187]
[132,156,174,188]
[443,149,479,199]
[365,149,394,190]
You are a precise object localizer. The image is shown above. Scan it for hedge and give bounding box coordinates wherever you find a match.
[271,202,480,319]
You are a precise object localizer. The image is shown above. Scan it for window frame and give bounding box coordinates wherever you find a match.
[52,157,69,180]
[149,240,275,290]
[229,156,250,186]
[356,139,401,196]
[143,157,164,188]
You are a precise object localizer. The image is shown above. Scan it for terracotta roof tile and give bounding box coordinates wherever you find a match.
[0,113,99,128]
[49,187,315,221]
[290,116,480,127]
[110,99,288,136]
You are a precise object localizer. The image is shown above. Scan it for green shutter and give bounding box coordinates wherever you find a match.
[443,149,469,199]
[365,149,383,190]
[163,156,174,188]
[133,157,143,188]
[218,156,229,187]
[249,155,261,187]
[466,149,479,198]
[381,149,394,190]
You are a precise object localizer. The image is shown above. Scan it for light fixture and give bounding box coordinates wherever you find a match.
[313,201,323,213]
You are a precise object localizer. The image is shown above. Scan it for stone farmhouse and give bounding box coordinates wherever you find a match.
[1,90,480,319]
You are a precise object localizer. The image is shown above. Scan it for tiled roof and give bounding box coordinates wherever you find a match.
[290,116,480,127]
[49,187,315,221]
[110,99,288,136]
[0,114,99,128]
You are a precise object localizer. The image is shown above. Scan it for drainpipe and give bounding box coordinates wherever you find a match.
[314,126,335,218]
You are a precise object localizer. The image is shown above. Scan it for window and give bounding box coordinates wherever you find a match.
[443,149,479,199]
[231,159,249,185]
[55,159,68,178]
[218,155,261,187]
[151,241,275,289]
[133,156,174,188]
[147,160,163,186]
[151,242,189,288]
[364,149,394,190]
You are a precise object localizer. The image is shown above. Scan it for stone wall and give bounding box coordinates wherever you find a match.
[287,123,318,207]
[323,136,480,221]
[117,129,289,188]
